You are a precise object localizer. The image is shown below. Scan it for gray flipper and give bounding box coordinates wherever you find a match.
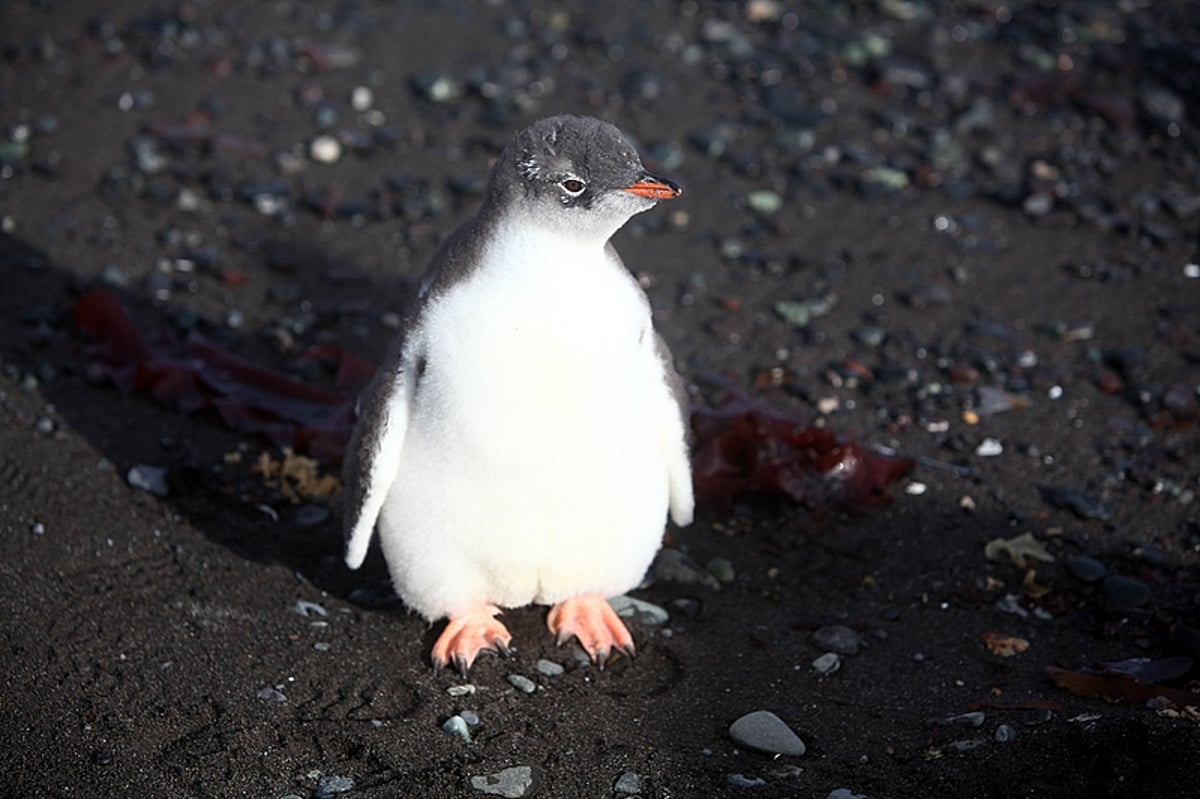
[652,331,695,527]
[343,333,415,569]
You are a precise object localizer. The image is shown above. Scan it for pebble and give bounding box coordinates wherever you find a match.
[608,594,669,626]
[994,723,1016,743]
[1102,575,1151,609]
[729,710,806,757]
[294,504,330,527]
[31,522,45,535]
[653,548,721,590]
[507,674,536,693]
[293,600,328,618]
[975,438,1004,457]
[812,625,862,655]
[745,190,783,214]
[826,790,868,799]
[442,715,472,743]
[706,557,736,583]
[34,416,55,433]
[127,464,168,496]
[314,775,354,798]
[1066,555,1107,583]
[812,652,841,675]
[728,774,767,788]
[459,710,480,726]
[469,765,541,797]
[613,771,641,795]
[447,684,476,697]
[535,659,564,677]
[309,135,342,164]
[254,686,287,703]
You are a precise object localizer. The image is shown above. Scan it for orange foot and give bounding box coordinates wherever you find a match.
[430,605,513,676]
[547,595,635,668]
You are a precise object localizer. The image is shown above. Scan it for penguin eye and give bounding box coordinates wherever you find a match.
[560,177,586,195]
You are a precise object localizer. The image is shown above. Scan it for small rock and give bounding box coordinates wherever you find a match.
[507,674,536,693]
[947,738,987,752]
[729,710,806,757]
[994,723,1017,743]
[442,715,472,743]
[826,790,868,799]
[314,775,354,798]
[127,464,168,496]
[254,686,287,703]
[975,438,1004,457]
[34,416,55,434]
[813,625,862,655]
[31,522,45,535]
[469,765,541,797]
[293,599,328,618]
[608,595,669,626]
[1103,575,1151,609]
[309,135,342,164]
[812,652,841,675]
[613,771,641,795]
[745,190,783,214]
[1039,485,1113,521]
[447,684,476,697]
[459,710,480,726]
[653,548,721,589]
[1066,555,1107,583]
[294,504,330,527]
[535,659,564,677]
[706,557,736,583]
[728,774,767,788]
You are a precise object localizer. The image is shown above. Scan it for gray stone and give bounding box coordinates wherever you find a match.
[613,770,641,795]
[826,790,868,799]
[608,595,669,626]
[728,774,766,788]
[535,659,564,677]
[442,715,471,743]
[314,775,354,798]
[813,625,862,655]
[1066,555,1106,583]
[812,652,841,675]
[469,765,541,797]
[653,548,721,590]
[507,674,536,693]
[729,710,806,756]
[1103,575,1151,609]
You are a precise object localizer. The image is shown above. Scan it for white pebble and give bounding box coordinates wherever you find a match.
[975,437,1004,457]
[310,135,342,164]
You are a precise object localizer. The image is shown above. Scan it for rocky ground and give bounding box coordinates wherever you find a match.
[2,1,1198,797]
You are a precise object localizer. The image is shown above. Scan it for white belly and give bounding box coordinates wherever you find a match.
[378,231,669,619]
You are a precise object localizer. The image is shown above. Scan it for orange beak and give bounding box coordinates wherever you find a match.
[624,173,682,200]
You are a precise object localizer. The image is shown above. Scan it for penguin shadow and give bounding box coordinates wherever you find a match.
[0,231,407,604]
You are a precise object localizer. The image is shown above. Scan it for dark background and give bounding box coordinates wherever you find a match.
[2,1,1198,796]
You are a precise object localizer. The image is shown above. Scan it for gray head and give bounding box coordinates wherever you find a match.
[486,115,681,242]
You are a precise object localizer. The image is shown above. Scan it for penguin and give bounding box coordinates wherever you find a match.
[342,114,694,674]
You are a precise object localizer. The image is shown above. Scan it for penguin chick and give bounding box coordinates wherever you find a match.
[342,114,693,674]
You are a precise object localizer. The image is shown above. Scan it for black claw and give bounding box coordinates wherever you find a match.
[494,639,513,659]
[621,643,637,659]
[453,654,471,679]
[593,649,611,671]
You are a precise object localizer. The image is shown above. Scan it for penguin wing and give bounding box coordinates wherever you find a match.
[651,331,695,527]
[342,333,417,569]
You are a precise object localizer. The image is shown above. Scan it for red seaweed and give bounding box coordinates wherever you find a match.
[690,393,914,512]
